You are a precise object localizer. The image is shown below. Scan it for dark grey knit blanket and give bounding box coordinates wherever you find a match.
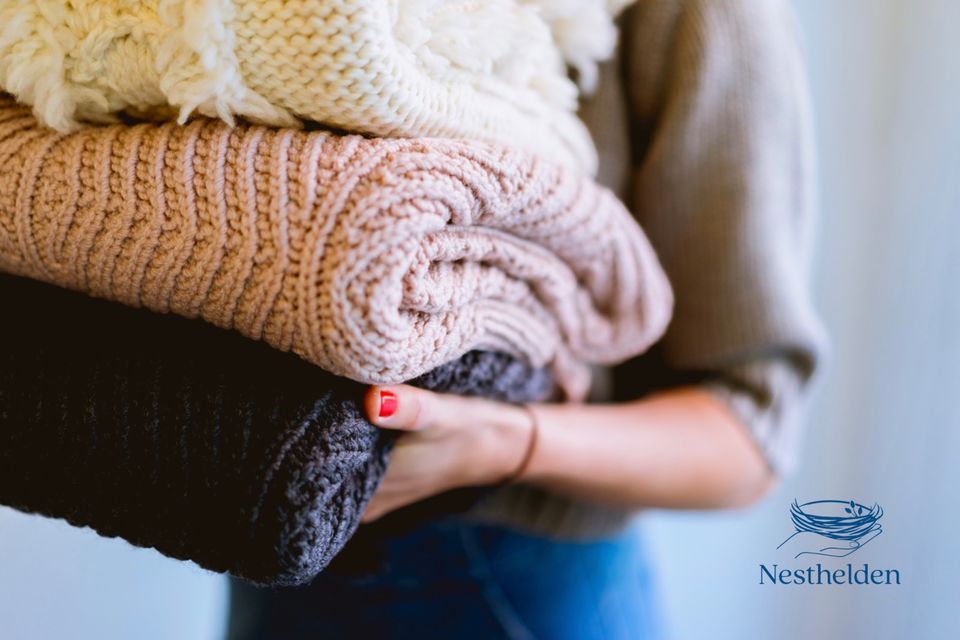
[0,274,554,586]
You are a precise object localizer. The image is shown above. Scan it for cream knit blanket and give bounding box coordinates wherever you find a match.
[0,96,671,397]
[0,0,634,175]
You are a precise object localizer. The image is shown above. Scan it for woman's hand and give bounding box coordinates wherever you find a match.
[360,386,535,522]
[362,386,774,522]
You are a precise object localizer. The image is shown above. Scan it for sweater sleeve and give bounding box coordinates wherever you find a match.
[618,0,828,472]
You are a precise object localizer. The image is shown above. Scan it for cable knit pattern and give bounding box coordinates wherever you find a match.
[0,97,673,399]
[0,274,555,586]
[0,0,639,173]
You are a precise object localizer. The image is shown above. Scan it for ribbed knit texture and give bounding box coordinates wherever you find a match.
[0,274,555,586]
[0,0,642,173]
[0,96,673,399]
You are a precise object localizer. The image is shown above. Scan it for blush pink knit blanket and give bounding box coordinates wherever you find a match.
[0,96,672,397]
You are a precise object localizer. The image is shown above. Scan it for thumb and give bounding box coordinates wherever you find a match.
[364,384,438,431]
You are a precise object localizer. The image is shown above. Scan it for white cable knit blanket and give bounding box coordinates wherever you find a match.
[0,0,634,175]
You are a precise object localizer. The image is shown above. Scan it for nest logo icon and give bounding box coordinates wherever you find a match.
[777,499,884,559]
[759,499,900,586]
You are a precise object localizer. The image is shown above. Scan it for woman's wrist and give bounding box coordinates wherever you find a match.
[510,402,571,485]
[474,402,536,486]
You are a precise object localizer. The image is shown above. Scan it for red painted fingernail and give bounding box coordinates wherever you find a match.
[379,390,398,418]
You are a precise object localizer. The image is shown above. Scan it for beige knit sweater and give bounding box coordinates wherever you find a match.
[0,95,672,398]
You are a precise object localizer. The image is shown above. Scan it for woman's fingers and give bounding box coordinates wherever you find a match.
[359,385,538,521]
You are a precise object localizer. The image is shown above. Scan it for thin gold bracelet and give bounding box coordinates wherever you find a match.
[501,404,540,485]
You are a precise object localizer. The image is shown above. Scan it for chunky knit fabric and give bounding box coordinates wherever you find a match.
[0,0,637,173]
[0,274,555,586]
[0,96,672,399]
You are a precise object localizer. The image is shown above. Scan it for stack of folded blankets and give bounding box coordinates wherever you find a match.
[0,0,672,586]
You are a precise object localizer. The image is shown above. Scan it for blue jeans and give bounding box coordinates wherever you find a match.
[227,517,662,640]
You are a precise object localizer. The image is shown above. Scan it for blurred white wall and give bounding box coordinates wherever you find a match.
[647,1,960,638]
[1,1,957,639]
[0,509,227,639]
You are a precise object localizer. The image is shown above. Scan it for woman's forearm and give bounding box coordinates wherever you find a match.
[362,384,775,520]
[520,388,774,510]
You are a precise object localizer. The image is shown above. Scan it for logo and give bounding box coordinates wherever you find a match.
[777,499,883,559]
[759,498,900,586]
